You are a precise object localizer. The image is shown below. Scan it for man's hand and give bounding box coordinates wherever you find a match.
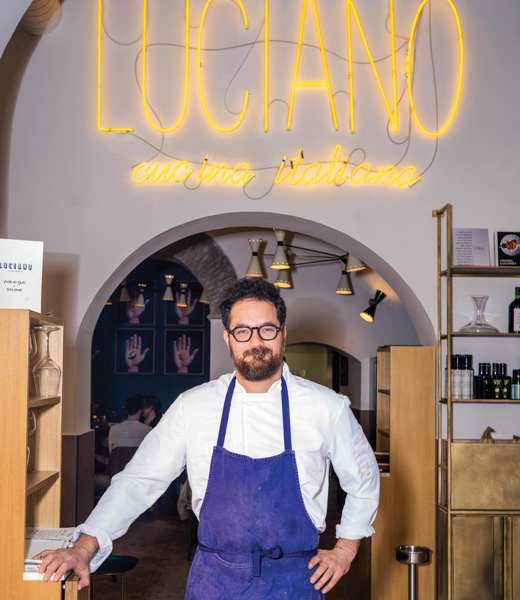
[308,538,360,593]
[34,533,99,590]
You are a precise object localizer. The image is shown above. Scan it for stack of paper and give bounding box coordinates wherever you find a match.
[24,527,75,581]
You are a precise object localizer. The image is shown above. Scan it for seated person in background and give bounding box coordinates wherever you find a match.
[108,396,152,453]
[141,395,162,428]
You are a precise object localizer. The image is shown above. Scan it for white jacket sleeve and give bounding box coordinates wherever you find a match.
[328,399,380,540]
[74,394,188,571]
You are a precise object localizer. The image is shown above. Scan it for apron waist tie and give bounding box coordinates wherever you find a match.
[198,543,317,577]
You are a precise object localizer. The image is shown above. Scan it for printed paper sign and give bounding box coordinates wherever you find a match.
[0,239,43,311]
[452,229,490,266]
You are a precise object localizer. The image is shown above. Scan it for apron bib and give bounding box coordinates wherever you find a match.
[185,376,324,600]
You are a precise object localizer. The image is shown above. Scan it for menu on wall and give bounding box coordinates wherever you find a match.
[452,229,490,266]
[0,239,43,312]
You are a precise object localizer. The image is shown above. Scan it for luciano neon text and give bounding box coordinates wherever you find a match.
[99,0,463,137]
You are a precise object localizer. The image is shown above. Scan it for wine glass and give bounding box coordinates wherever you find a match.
[32,326,62,397]
[28,329,37,360]
[27,409,37,471]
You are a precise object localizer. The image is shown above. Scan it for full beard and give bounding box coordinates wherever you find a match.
[230,343,285,382]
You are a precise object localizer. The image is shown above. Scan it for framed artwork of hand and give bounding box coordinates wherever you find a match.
[165,330,204,374]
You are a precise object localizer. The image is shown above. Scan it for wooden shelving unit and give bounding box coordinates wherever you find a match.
[433,204,520,600]
[0,310,86,599]
[371,345,436,600]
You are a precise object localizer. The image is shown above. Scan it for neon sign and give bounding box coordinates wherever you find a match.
[98,0,463,136]
[132,145,421,187]
[98,0,464,192]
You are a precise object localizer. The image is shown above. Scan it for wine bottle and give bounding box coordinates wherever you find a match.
[509,286,520,333]
[500,363,511,399]
[512,370,520,400]
[491,363,502,399]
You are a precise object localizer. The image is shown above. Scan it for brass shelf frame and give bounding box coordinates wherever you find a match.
[433,204,520,600]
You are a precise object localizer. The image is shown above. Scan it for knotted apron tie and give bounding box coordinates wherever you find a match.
[198,543,317,577]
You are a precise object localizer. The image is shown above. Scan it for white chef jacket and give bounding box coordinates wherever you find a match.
[76,364,379,571]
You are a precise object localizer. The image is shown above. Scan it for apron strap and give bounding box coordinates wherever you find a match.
[217,376,236,447]
[216,375,292,451]
[281,376,292,451]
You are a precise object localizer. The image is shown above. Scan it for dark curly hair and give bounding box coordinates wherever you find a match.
[220,278,286,330]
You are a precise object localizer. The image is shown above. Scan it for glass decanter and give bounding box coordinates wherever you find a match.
[459,295,499,333]
[32,326,61,396]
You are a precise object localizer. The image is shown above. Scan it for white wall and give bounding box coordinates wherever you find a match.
[1,0,520,435]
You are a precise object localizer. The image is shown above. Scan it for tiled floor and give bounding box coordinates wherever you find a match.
[91,476,370,600]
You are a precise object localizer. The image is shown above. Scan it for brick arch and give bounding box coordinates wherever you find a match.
[152,232,237,318]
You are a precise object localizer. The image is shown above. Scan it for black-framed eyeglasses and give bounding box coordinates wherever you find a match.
[227,324,283,343]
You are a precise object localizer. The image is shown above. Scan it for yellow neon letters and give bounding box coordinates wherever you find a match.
[346,0,398,134]
[406,0,464,137]
[97,0,133,132]
[287,0,338,131]
[99,0,464,140]
[273,146,421,187]
[197,0,250,132]
[141,0,190,132]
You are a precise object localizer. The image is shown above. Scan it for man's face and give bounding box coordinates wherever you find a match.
[224,299,286,382]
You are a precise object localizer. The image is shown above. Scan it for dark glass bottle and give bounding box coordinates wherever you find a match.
[509,287,520,333]
[475,362,491,398]
[491,363,502,399]
[500,363,511,399]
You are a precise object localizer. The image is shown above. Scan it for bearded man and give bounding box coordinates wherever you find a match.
[35,278,379,599]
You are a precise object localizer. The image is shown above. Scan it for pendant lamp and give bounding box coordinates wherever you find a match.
[274,270,292,288]
[119,278,131,302]
[136,284,147,308]
[246,239,264,277]
[345,254,366,272]
[336,260,353,295]
[163,275,175,301]
[177,283,188,308]
[271,230,290,269]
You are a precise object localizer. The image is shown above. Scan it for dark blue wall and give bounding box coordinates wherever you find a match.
[91,259,211,423]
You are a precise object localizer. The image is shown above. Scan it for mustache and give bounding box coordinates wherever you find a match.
[242,346,273,359]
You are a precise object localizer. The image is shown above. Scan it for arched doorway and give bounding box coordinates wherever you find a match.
[76,212,435,429]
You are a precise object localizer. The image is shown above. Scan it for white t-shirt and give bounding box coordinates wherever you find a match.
[108,419,152,453]
[77,364,379,571]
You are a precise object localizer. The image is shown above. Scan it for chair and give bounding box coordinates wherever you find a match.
[105,446,138,478]
[89,555,139,600]
[93,447,138,503]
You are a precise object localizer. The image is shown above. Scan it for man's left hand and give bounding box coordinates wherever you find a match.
[308,538,360,593]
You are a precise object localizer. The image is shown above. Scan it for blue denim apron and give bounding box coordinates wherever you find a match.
[185,376,324,599]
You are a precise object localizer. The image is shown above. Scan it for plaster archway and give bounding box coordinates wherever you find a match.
[76,212,435,429]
